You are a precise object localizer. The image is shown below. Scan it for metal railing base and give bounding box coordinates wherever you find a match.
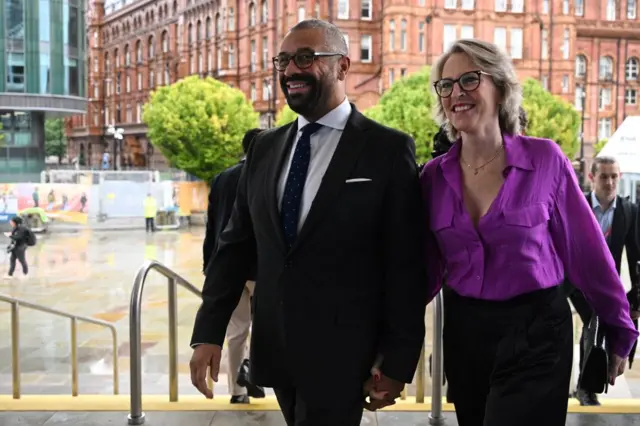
[128,413,146,425]
[428,414,446,425]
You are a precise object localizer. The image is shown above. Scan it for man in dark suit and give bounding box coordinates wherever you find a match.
[202,128,265,404]
[564,156,640,406]
[190,18,427,425]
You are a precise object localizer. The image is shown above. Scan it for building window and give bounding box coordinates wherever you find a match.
[93,84,99,98]
[125,45,130,66]
[625,88,637,105]
[343,33,349,53]
[575,55,587,77]
[137,103,142,123]
[562,0,569,14]
[389,68,394,86]
[575,0,584,15]
[136,41,142,63]
[165,64,170,83]
[315,2,320,17]
[137,72,142,90]
[262,36,269,68]
[249,3,256,26]
[389,20,395,51]
[228,8,235,31]
[126,74,131,92]
[361,0,372,19]
[510,28,523,59]
[626,57,639,80]
[215,13,221,34]
[445,0,456,9]
[126,104,132,123]
[228,44,235,68]
[360,35,372,62]
[400,20,407,51]
[250,39,256,72]
[599,87,612,110]
[512,0,523,13]
[494,27,507,52]
[443,24,457,52]
[207,52,213,71]
[599,56,614,80]
[217,48,222,71]
[149,70,155,88]
[338,0,349,19]
[250,83,256,101]
[606,0,616,20]
[263,79,270,101]
[162,31,169,53]
[197,21,202,43]
[206,17,212,39]
[495,0,506,12]
[148,36,155,58]
[401,68,407,77]
[262,0,268,23]
[418,22,425,52]
[561,29,570,59]
[542,75,549,90]
[598,118,612,139]
[575,85,584,110]
[461,0,474,9]
[461,25,474,39]
[629,0,637,18]
[94,57,98,72]
[542,30,548,59]
[561,75,569,93]
[298,6,305,22]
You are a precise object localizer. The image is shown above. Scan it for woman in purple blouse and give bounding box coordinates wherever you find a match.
[421,39,638,426]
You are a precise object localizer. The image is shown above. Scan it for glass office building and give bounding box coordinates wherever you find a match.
[0,0,87,181]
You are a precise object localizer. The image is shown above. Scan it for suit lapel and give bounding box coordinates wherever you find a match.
[266,122,298,251]
[290,108,368,252]
[610,195,625,255]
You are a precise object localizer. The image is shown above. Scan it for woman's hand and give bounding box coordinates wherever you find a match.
[609,353,626,386]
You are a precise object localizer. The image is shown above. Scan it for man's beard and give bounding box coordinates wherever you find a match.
[280,74,324,118]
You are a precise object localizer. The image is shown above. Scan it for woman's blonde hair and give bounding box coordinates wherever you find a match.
[431,39,523,141]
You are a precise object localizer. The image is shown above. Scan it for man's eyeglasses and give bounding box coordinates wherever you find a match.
[272,51,343,71]
[433,70,491,98]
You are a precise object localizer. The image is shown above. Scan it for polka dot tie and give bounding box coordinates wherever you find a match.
[281,122,323,248]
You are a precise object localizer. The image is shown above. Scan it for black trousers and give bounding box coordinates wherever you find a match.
[274,387,363,426]
[145,217,155,232]
[444,285,573,426]
[8,246,28,276]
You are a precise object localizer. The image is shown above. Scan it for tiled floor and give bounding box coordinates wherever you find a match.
[0,412,638,426]
[0,228,638,401]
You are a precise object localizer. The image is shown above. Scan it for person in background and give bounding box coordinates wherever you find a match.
[143,193,157,232]
[421,39,637,426]
[564,156,640,406]
[202,127,265,404]
[3,216,30,280]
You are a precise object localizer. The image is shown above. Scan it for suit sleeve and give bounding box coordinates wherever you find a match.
[202,176,219,273]
[379,136,428,384]
[626,201,640,308]
[190,145,258,347]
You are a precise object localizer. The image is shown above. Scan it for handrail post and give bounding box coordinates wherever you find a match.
[112,328,120,395]
[11,302,20,399]
[128,269,146,425]
[429,291,445,425]
[416,343,425,403]
[168,277,179,402]
[71,317,79,397]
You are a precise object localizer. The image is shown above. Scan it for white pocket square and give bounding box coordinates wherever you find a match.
[345,178,372,183]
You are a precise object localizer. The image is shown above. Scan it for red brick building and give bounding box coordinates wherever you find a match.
[67,0,640,169]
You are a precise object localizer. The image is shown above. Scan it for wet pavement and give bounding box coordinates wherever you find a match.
[0,412,638,426]
[0,229,639,400]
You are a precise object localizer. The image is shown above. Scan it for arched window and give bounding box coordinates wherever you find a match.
[599,56,613,80]
[626,57,639,80]
[575,55,586,77]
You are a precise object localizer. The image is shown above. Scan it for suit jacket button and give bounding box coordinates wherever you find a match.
[285,261,293,268]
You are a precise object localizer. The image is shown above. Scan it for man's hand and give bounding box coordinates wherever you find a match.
[609,353,626,386]
[631,310,640,320]
[190,344,222,399]
[363,367,405,411]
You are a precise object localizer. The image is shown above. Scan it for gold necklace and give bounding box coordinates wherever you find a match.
[460,144,504,175]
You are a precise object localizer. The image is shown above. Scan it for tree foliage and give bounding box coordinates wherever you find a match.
[521,78,581,157]
[44,118,67,163]
[363,68,439,164]
[143,75,259,182]
[276,104,298,126]
[593,139,608,157]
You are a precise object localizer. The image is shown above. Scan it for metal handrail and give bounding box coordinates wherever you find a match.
[0,293,119,399]
[429,291,445,425]
[128,259,203,426]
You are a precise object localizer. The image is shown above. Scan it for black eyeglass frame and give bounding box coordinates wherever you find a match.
[272,51,344,71]
[433,70,492,98]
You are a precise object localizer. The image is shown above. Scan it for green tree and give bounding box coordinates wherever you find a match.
[521,78,581,157]
[276,104,298,126]
[44,118,67,163]
[593,139,608,156]
[143,75,259,182]
[363,68,439,164]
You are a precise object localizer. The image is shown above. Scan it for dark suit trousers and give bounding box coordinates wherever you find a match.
[274,387,363,426]
[568,288,594,386]
[444,285,573,426]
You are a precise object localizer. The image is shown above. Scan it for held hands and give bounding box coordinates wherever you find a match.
[609,353,626,386]
[189,343,222,399]
[363,366,405,411]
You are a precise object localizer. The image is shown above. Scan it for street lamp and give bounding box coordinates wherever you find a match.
[107,124,125,170]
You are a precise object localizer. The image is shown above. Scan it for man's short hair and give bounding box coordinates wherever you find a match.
[591,156,618,175]
[242,128,263,154]
[289,19,348,55]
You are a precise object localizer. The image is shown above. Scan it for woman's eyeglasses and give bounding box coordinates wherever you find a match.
[272,51,343,72]
[433,70,491,98]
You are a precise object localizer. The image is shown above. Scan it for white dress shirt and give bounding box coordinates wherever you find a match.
[277,98,352,231]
